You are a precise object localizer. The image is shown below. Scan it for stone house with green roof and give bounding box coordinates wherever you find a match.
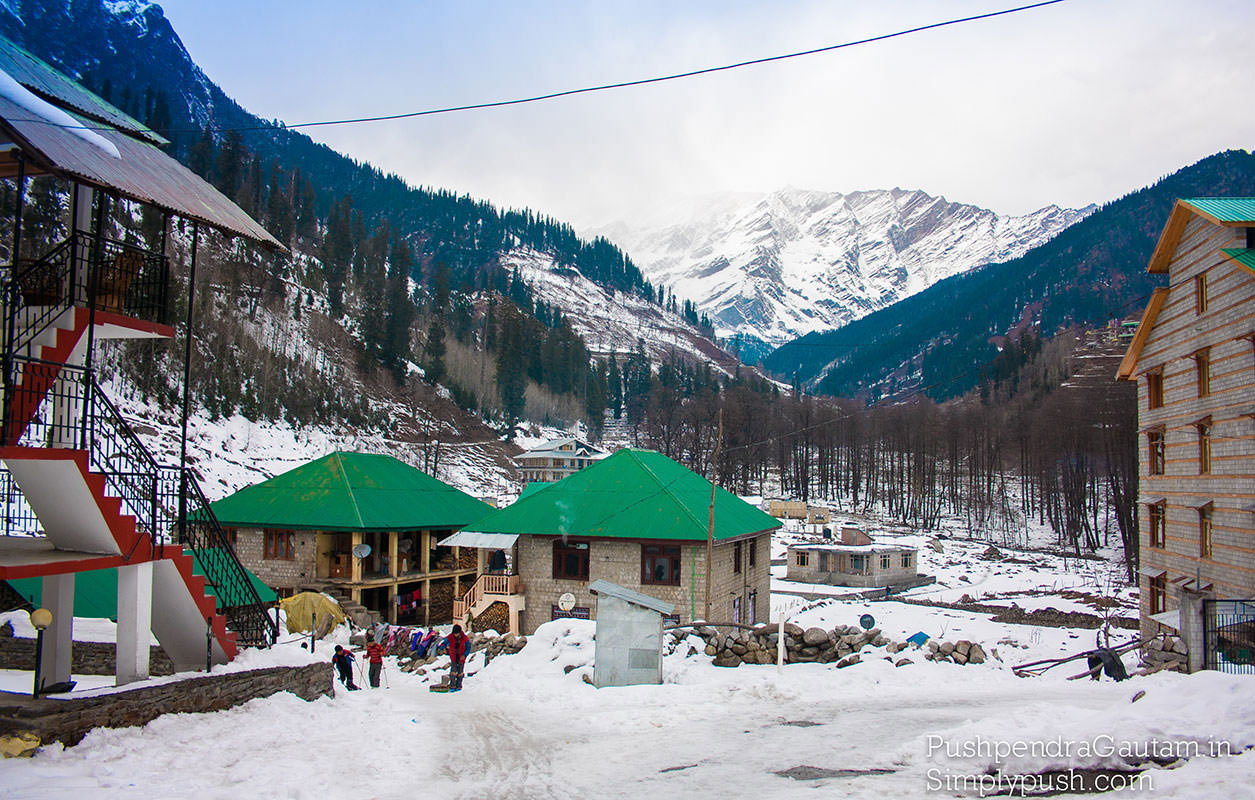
[450,449,780,635]
[209,452,492,625]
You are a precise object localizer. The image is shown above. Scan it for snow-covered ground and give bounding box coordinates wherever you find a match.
[1,617,1250,799]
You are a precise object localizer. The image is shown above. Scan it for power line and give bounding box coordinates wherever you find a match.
[14,0,1069,136]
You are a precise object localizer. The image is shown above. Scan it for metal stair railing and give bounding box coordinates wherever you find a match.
[0,355,276,647]
[3,232,170,360]
[172,471,279,647]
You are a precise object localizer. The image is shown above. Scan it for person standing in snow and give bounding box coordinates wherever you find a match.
[365,636,385,688]
[332,645,359,690]
[446,624,470,692]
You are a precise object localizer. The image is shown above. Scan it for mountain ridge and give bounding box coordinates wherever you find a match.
[593,186,1093,361]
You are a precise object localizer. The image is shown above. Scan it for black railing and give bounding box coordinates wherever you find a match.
[4,232,169,358]
[177,473,278,647]
[0,465,41,537]
[0,355,276,647]
[1204,599,1255,674]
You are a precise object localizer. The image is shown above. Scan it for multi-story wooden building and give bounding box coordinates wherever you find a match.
[1117,198,1255,670]
[208,452,492,625]
[447,448,779,635]
[515,436,608,485]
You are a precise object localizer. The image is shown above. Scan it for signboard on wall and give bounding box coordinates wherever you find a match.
[552,605,591,620]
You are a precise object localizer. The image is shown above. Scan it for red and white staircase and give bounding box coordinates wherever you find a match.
[0,238,270,672]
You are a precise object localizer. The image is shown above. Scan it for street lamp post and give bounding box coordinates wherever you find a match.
[30,608,52,698]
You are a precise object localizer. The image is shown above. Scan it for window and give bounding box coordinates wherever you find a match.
[1148,502,1165,549]
[1200,504,1214,558]
[733,541,743,574]
[732,596,742,625]
[222,528,238,549]
[1197,418,1212,474]
[795,551,809,567]
[748,538,757,568]
[880,554,891,570]
[1147,429,1165,475]
[1195,273,1208,314]
[900,553,911,569]
[1195,349,1210,397]
[264,531,294,560]
[641,544,681,586]
[850,554,866,572]
[747,591,756,625]
[1146,371,1164,409]
[1149,573,1166,615]
[552,539,590,580]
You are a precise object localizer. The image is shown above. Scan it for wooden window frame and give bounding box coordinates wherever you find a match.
[733,540,743,574]
[1195,273,1208,314]
[900,553,911,569]
[795,551,809,568]
[1195,349,1210,397]
[1199,504,1214,558]
[1145,370,1164,410]
[264,531,295,560]
[879,554,891,570]
[748,538,757,568]
[640,544,681,586]
[1146,428,1165,475]
[1196,417,1212,474]
[552,539,590,581]
[1149,573,1166,615]
[1148,502,1166,549]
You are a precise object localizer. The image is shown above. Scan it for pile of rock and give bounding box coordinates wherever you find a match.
[1141,635,1187,673]
[922,639,987,665]
[396,631,528,674]
[682,623,915,669]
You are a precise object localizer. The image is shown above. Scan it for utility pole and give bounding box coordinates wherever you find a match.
[704,407,723,623]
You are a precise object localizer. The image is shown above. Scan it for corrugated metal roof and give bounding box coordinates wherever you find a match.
[589,579,675,615]
[0,37,164,145]
[437,531,519,549]
[462,449,781,542]
[1221,247,1255,275]
[1182,198,1255,224]
[209,452,493,532]
[0,95,282,248]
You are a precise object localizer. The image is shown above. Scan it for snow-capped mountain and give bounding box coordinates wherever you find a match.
[594,188,1094,360]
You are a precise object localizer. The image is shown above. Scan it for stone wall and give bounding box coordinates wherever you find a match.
[0,624,174,676]
[0,661,332,746]
[517,532,771,634]
[236,528,320,592]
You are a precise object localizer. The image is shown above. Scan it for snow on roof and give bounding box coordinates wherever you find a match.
[0,66,119,158]
[517,436,609,459]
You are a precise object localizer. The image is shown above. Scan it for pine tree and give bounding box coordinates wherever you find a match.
[422,319,446,386]
[214,129,245,199]
[384,234,418,382]
[607,352,622,419]
[188,125,216,180]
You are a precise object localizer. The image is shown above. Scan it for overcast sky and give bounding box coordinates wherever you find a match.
[156,0,1255,228]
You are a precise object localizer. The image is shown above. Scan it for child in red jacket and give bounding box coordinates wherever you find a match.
[446,625,470,691]
[365,637,385,688]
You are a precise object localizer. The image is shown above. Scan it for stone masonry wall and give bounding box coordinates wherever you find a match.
[0,661,332,746]
[0,624,174,676]
[517,532,771,634]
[236,528,319,592]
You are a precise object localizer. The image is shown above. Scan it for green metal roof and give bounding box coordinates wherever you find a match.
[463,449,781,542]
[1182,198,1255,224]
[208,452,492,532]
[7,549,276,617]
[1221,248,1255,275]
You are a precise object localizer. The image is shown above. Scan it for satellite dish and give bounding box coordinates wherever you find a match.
[352,543,372,559]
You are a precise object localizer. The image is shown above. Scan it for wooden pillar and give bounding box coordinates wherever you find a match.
[453,545,462,596]
[420,530,430,573]
[386,583,398,625]
[388,533,398,578]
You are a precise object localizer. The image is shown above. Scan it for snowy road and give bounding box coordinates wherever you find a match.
[6,642,1250,800]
